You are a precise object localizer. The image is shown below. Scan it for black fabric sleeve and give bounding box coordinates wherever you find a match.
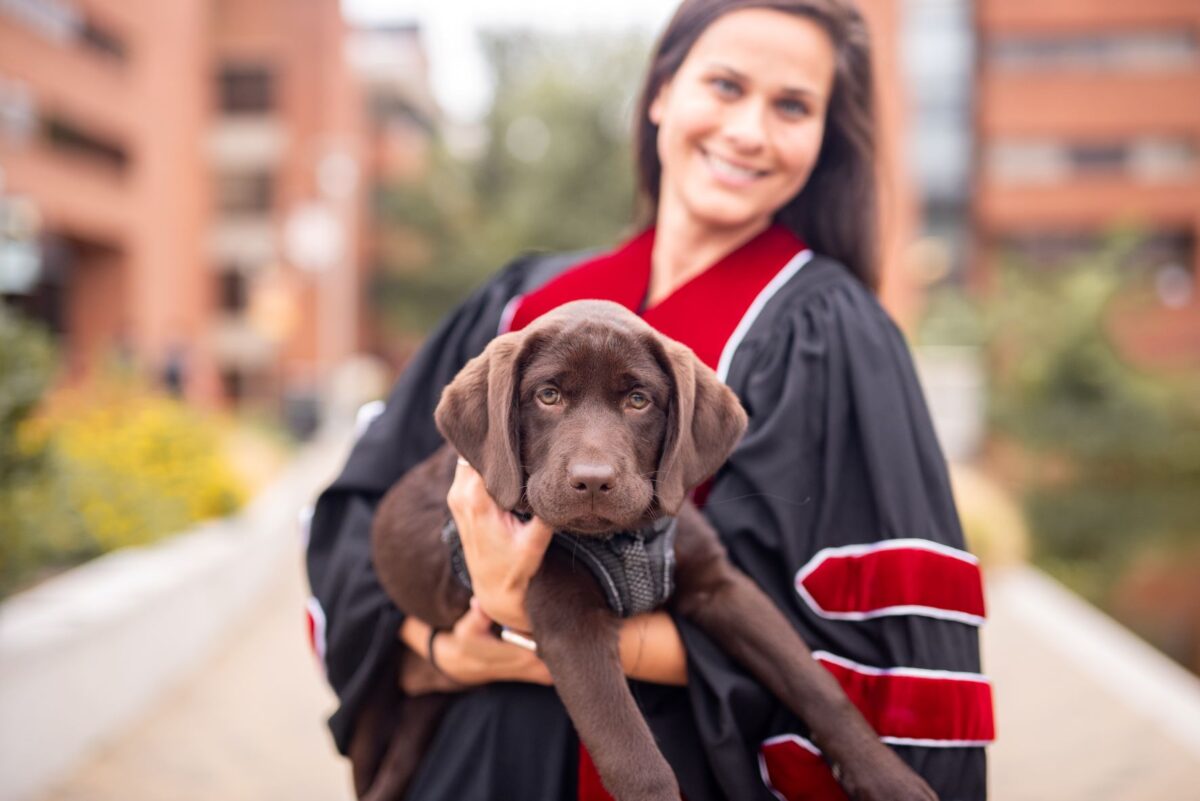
[304,255,541,754]
[676,259,987,800]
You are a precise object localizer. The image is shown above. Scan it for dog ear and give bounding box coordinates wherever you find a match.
[435,331,524,510]
[655,339,748,514]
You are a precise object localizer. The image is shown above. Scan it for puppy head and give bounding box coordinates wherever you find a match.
[435,300,747,530]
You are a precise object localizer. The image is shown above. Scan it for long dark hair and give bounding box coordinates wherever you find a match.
[633,0,880,290]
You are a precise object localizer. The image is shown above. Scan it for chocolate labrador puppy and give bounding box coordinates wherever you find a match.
[361,300,936,801]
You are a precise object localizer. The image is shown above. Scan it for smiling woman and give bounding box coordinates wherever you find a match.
[306,3,991,801]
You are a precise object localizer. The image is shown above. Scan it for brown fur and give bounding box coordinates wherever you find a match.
[360,300,936,801]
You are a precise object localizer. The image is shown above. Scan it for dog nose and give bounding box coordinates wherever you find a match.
[568,463,616,495]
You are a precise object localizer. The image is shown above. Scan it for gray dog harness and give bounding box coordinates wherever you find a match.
[442,516,677,618]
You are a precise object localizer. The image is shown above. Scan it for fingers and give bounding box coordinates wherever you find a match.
[459,597,494,635]
[448,456,491,518]
[514,514,553,551]
[444,599,553,686]
[451,453,552,543]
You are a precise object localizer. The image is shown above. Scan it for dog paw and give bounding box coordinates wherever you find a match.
[838,761,938,801]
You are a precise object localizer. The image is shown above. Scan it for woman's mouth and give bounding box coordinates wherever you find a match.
[701,147,769,185]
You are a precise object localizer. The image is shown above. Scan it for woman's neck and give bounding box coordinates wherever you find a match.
[648,205,770,307]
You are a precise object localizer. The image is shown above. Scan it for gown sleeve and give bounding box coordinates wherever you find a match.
[304,254,543,754]
[673,257,990,801]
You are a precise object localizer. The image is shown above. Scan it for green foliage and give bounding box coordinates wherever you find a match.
[0,312,249,598]
[0,306,81,595]
[370,30,648,335]
[986,239,1197,479]
[943,235,1200,606]
[918,284,987,348]
[22,382,248,556]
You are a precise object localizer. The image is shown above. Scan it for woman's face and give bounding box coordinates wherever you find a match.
[649,8,836,234]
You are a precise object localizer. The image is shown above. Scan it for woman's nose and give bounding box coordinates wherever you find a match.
[720,98,767,152]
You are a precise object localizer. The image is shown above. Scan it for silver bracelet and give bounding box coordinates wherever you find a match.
[499,627,538,652]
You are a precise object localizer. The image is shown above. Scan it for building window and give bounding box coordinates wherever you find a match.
[987,138,1197,185]
[41,115,128,171]
[1067,143,1128,177]
[217,269,249,313]
[216,171,274,215]
[989,30,1200,72]
[217,65,275,114]
[986,141,1067,185]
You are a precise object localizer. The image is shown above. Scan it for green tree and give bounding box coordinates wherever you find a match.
[370,30,649,335]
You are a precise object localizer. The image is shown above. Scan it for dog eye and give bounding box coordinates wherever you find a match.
[536,387,561,406]
[627,391,650,410]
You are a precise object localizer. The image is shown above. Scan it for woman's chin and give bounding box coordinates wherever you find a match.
[678,195,773,233]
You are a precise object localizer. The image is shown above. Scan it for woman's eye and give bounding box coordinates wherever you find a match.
[536,387,561,405]
[710,77,740,98]
[777,98,809,118]
[627,391,650,410]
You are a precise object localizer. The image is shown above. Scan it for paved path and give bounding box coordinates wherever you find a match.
[983,569,1200,800]
[36,554,353,801]
[36,560,1200,801]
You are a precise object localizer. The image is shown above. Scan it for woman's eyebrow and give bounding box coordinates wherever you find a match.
[704,62,821,98]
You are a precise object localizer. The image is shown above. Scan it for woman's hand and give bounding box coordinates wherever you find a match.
[398,600,552,694]
[447,457,553,631]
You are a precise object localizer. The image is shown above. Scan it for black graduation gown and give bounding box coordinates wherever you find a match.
[305,249,991,801]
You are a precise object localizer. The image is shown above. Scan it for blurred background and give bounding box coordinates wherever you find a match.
[1,1,1198,800]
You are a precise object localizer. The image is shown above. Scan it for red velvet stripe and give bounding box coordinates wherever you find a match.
[639,224,805,371]
[796,542,986,625]
[759,736,848,801]
[759,653,995,801]
[816,652,996,744]
[508,228,655,335]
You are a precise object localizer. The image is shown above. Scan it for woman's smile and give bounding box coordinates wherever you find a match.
[699,146,772,186]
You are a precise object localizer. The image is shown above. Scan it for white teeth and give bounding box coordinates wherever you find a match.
[705,152,763,180]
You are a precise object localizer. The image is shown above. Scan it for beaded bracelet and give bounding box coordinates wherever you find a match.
[427,626,451,678]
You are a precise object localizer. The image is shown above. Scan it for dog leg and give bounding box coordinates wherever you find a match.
[372,446,471,629]
[359,693,451,801]
[527,555,681,801]
[670,504,937,801]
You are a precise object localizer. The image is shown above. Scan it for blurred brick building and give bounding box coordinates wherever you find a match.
[823,0,916,325]
[972,0,1200,369]
[0,0,432,420]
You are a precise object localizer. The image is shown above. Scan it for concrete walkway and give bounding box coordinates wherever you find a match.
[983,569,1200,800]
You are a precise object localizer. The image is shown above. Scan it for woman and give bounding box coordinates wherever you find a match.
[306,1,994,799]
